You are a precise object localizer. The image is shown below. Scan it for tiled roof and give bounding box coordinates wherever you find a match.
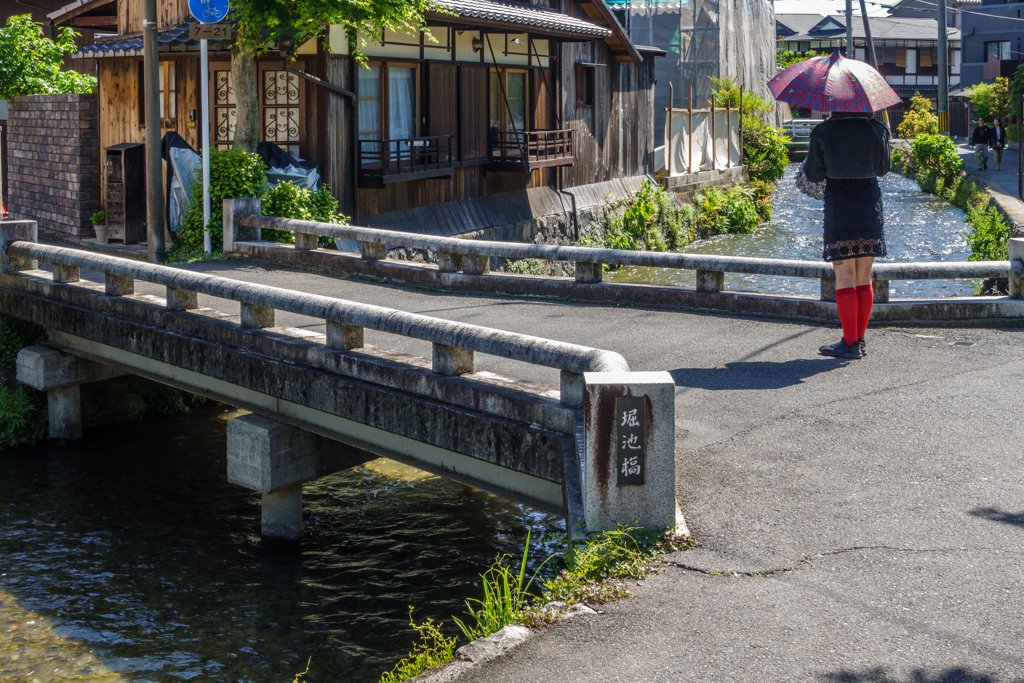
[776,14,961,42]
[72,20,233,58]
[436,0,612,38]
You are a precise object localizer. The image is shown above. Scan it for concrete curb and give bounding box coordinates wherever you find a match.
[409,605,598,682]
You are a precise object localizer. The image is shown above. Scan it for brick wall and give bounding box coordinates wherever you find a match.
[7,94,100,237]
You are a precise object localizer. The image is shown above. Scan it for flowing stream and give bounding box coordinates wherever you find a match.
[607,166,976,298]
[0,405,562,682]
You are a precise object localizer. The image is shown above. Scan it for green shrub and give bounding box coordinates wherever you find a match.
[378,608,457,683]
[964,196,1011,262]
[597,179,694,256]
[0,384,46,451]
[506,258,548,275]
[692,185,760,238]
[89,210,106,226]
[897,92,939,139]
[178,148,268,252]
[177,147,349,252]
[911,133,964,185]
[743,123,790,184]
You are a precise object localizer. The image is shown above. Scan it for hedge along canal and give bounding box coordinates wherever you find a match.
[606,165,976,298]
[0,405,562,682]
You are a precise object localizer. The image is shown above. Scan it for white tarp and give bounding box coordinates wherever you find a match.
[665,109,741,176]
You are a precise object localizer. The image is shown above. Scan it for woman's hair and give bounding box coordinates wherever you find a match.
[994,117,1002,125]
[832,110,872,118]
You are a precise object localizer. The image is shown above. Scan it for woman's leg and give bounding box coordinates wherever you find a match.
[832,259,860,346]
[853,257,876,342]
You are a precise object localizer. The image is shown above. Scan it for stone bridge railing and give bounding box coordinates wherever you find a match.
[224,199,1024,322]
[1,219,678,542]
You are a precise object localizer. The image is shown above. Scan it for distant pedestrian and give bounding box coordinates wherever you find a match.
[991,117,1007,171]
[805,111,891,359]
[972,117,992,171]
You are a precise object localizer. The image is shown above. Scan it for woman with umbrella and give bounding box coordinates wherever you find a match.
[770,49,898,360]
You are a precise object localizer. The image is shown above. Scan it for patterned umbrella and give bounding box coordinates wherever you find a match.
[768,48,901,113]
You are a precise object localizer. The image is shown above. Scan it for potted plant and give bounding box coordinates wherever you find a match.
[90,210,107,243]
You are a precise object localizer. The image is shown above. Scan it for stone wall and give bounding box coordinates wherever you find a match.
[6,94,100,237]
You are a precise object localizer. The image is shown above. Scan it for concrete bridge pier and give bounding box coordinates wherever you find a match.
[16,344,126,440]
[226,413,374,545]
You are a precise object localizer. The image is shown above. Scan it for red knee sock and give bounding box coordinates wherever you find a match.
[855,284,873,340]
[835,287,860,346]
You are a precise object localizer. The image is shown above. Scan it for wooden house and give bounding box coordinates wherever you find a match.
[56,0,660,227]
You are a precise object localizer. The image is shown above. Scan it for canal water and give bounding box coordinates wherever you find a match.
[0,405,563,682]
[607,166,976,298]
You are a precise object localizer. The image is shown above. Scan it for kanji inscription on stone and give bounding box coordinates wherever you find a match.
[615,396,645,486]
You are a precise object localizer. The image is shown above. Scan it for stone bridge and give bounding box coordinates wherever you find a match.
[0,220,679,544]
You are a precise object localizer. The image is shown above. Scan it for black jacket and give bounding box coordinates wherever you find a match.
[804,115,891,182]
[971,125,993,147]
[991,125,1007,149]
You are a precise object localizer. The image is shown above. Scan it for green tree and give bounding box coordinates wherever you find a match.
[1010,63,1024,118]
[229,0,442,151]
[966,77,1009,122]
[0,14,95,97]
[896,92,939,139]
[777,49,824,69]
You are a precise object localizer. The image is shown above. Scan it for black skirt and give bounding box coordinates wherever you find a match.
[822,177,887,262]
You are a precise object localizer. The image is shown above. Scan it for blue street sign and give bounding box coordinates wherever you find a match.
[189,0,229,24]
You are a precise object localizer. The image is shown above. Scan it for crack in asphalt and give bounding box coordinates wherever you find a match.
[667,544,1021,578]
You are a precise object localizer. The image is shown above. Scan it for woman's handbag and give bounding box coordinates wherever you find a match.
[795,160,826,201]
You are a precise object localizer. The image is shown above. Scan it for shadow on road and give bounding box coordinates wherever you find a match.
[821,667,1009,683]
[670,358,846,390]
[969,507,1024,528]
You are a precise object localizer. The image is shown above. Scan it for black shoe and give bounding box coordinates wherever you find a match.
[819,339,863,359]
[984,163,988,170]
[859,339,867,357]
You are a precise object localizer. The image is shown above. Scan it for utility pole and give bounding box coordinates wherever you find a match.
[858,0,879,70]
[142,0,165,263]
[846,0,854,58]
[937,0,949,134]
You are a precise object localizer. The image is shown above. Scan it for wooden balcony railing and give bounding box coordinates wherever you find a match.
[488,129,574,172]
[359,135,455,187]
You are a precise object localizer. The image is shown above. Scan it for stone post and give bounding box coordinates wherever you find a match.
[695,270,724,293]
[575,262,603,284]
[1,220,38,272]
[1010,238,1024,298]
[222,198,262,252]
[16,345,126,441]
[582,371,676,533]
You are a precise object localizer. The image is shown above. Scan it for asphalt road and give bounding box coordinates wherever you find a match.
[73,259,1024,681]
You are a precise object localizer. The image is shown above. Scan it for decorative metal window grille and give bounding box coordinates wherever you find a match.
[214,70,236,150]
[262,70,300,156]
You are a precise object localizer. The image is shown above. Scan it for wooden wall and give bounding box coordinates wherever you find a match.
[97,57,200,206]
[560,40,656,189]
[118,0,191,34]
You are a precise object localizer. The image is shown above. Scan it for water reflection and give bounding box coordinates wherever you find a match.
[0,405,562,682]
[607,166,973,298]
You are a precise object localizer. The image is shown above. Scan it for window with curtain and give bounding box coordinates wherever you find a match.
[388,66,416,141]
[358,66,382,141]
